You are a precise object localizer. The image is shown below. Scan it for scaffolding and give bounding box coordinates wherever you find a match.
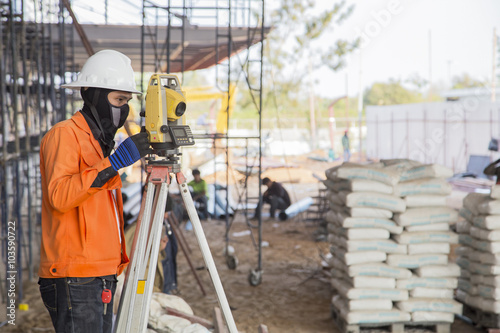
[0,0,76,303]
[140,0,266,285]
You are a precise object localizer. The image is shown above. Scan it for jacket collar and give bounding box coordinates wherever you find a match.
[71,111,104,159]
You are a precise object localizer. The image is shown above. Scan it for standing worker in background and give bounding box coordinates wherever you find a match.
[253,177,291,220]
[38,50,151,333]
[342,130,351,162]
[188,169,210,220]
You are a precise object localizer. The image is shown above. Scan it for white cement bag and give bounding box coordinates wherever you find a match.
[343,192,406,212]
[474,297,500,314]
[404,195,448,207]
[334,166,401,186]
[478,284,500,300]
[396,298,463,314]
[351,276,396,289]
[471,274,484,285]
[463,193,490,215]
[346,288,409,301]
[343,251,387,266]
[406,223,450,232]
[345,228,390,240]
[396,277,458,290]
[472,239,500,253]
[456,289,469,303]
[456,219,472,233]
[483,275,500,287]
[332,179,394,194]
[492,184,500,199]
[473,215,500,230]
[326,190,344,206]
[394,231,458,244]
[459,234,474,247]
[382,159,422,170]
[411,311,454,323]
[408,243,450,255]
[454,246,471,258]
[386,254,448,269]
[339,215,403,234]
[470,225,500,241]
[393,207,458,227]
[470,262,500,275]
[399,164,453,182]
[345,240,407,254]
[458,278,478,295]
[410,287,454,299]
[346,207,393,219]
[331,294,393,311]
[343,310,411,325]
[348,263,412,279]
[394,178,452,197]
[415,264,460,278]
[459,207,475,222]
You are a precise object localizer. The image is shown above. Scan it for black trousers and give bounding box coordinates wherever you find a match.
[254,195,288,218]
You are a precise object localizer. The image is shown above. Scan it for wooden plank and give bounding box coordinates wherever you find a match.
[213,307,227,333]
[164,306,213,329]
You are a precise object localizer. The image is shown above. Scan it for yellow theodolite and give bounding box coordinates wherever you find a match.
[143,74,194,153]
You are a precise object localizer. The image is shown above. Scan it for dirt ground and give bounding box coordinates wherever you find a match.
[0,157,486,332]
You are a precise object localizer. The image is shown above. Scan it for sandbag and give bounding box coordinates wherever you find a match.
[393,207,458,227]
[344,228,390,240]
[386,254,448,269]
[396,277,458,290]
[408,243,450,255]
[346,207,393,218]
[478,284,500,300]
[343,310,411,325]
[410,287,454,299]
[394,178,452,197]
[342,251,387,266]
[411,311,454,323]
[464,193,500,215]
[473,215,500,230]
[332,277,408,300]
[405,223,450,232]
[338,215,403,234]
[331,179,394,194]
[331,294,393,311]
[350,276,396,289]
[396,298,463,314]
[344,239,407,254]
[456,219,472,233]
[342,192,406,213]
[399,164,453,182]
[415,264,460,278]
[393,231,459,244]
[332,165,401,186]
[470,225,500,241]
[347,263,412,279]
[404,195,448,207]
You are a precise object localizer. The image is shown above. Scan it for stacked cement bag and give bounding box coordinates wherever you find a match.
[389,162,462,323]
[456,186,500,315]
[325,162,412,325]
[325,160,462,326]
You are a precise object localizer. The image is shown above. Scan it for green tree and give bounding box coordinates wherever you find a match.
[236,0,358,122]
[451,73,486,89]
[364,79,423,106]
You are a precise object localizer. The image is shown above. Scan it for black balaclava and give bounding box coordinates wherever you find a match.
[80,87,129,156]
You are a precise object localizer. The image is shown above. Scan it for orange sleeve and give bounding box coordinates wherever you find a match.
[42,127,113,213]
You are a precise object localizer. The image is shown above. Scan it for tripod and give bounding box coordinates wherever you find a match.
[115,152,238,333]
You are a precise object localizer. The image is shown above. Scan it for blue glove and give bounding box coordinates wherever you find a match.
[109,132,151,171]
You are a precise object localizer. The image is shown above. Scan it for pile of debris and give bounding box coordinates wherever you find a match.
[324,160,462,328]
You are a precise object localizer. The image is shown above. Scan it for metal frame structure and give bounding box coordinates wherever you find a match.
[0,0,76,304]
[140,0,266,285]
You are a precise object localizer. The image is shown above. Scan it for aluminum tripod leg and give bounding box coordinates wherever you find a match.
[115,180,170,333]
[178,177,239,333]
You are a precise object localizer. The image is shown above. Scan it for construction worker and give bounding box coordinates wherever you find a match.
[253,177,291,220]
[38,50,151,333]
[188,169,210,220]
[342,130,351,161]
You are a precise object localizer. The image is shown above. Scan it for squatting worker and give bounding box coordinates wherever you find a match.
[253,177,291,220]
[38,50,151,333]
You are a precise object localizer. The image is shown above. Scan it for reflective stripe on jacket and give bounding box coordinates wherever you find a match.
[38,111,129,278]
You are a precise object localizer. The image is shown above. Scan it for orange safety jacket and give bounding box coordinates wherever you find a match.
[38,111,129,278]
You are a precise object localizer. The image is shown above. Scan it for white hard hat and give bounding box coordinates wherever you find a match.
[62,49,141,94]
